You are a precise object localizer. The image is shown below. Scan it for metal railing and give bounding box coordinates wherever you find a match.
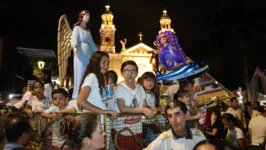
[27,113,169,150]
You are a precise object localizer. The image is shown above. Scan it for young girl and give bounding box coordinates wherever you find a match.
[24,80,51,116]
[77,51,118,118]
[140,72,161,147]
[104,70,119,150]
[106,70,119,112]
[41,88,76,150]
[140,72,158,108]
[114,60,157,150]
[37,68,53,100]
[222,113,246,149]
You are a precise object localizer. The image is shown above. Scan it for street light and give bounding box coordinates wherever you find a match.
[38,61,45,69]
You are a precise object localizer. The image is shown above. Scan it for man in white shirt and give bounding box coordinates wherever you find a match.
[164,84,179,100]
[251,101,260,118]
[226,97,243,127]
[249,105,266,150]
[145,101,206,150]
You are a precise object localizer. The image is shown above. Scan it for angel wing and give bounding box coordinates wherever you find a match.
[57,15,72,86]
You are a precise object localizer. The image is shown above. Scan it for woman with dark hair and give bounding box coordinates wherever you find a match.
[139,72,159,107]
[61,113,106,150]
[222,113,246,150]
[139,72,161,147]
[106,70,119,112]
[71,10,98,100]
[76,51,117,119]
[193,139,235,150]
[204,108,224,139]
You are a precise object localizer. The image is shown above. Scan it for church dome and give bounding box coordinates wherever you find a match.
[103,5,113,15]
[159,9,174,33]
[160,10,170,20]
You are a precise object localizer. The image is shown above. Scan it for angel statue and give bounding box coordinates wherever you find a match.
[120,39,127,51]
[148,41,160,71]
[58,10,98,99]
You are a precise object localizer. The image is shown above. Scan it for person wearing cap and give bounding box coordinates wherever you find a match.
[144,101,206,150]
[248,103,266,150]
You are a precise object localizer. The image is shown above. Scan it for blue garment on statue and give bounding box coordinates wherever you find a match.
[159,44,186,70]
[71,26,97,99]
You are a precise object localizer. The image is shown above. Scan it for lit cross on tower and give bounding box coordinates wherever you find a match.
[138,32,143,41]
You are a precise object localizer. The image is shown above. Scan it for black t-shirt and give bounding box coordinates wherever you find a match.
[209,120,224,139]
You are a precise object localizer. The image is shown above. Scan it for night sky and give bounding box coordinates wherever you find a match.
[1,0,266,94]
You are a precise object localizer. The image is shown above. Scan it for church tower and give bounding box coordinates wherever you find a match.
[100,5,116,53]
[159,9,174,33]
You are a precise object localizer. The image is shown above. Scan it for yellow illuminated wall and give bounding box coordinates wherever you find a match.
[109,43,155,83]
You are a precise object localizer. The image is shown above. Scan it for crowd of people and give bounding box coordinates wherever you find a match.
[1,50,265,150]
[0,50,160,150]
[0,9,265,150]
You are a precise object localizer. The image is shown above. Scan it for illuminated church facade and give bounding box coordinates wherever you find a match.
[99,5,170,82]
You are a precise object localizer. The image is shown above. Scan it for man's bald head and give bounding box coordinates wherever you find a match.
[5,114,31,143]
